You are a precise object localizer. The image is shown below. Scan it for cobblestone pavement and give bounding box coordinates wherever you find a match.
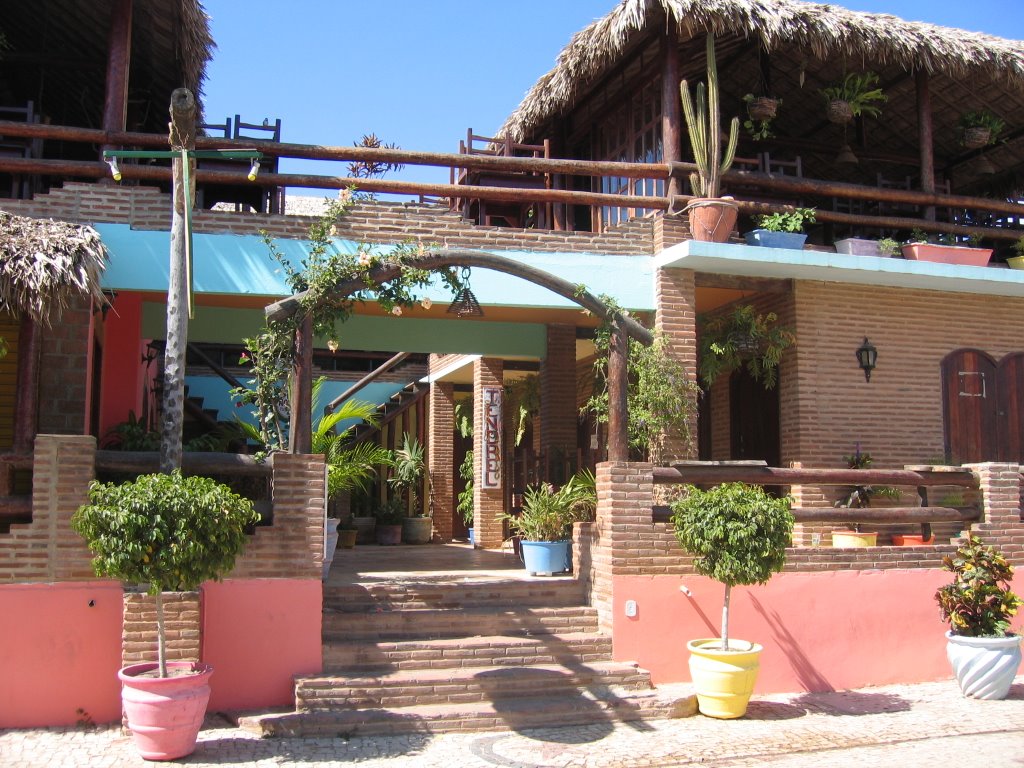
[2,678,1022,767]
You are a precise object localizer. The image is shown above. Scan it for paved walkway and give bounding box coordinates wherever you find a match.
[2,677,1022,767]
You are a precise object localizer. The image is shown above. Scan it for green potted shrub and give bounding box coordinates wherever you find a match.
[671,482,794,719]
[71,471,258,760]
[374,497,405,545]
[458,449,475,545]
[935,536,1021,699]
[831,446,901,547]
[389,433,431,544]
[958,109,1005,149]
[820,72,886,124]
[744,207,816,249]
[680,34,740,242]
[504,470,596,576]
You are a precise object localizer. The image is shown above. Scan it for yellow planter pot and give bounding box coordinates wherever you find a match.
[831,530,877,547]
[687,638,763,719]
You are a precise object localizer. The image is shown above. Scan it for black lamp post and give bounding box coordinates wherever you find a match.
[856,337,877,382]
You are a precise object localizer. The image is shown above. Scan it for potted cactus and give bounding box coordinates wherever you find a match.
[680,34,740,243]
[72,471,258,760]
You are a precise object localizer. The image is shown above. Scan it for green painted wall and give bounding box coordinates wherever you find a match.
[141,303,547,357]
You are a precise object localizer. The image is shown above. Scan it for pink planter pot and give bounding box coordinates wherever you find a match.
[118,661,213,761]
[901,243,992,266]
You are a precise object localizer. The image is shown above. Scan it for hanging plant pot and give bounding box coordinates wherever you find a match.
[747,97,778,122]
[962,127,991,150]
[827,99,854,124]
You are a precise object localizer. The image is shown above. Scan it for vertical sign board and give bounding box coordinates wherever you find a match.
[481,386,503,489]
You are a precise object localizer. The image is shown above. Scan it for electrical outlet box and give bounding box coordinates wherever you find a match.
[624,599,637,617]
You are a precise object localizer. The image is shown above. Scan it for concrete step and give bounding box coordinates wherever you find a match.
[323,577,585,612]
[238,685,696,737]
[295,661,651,710]
[323,605,599,641]
[323,631,613,672]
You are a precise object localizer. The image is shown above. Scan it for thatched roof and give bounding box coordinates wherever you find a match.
[1,0,213,134]
[0,212,108,323]
[499,0,1024,144]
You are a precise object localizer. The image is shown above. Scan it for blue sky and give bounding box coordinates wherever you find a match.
[202,1,1024,193]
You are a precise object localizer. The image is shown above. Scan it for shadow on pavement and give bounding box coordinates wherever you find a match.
[741,700,808,720]
[793,690,911,716]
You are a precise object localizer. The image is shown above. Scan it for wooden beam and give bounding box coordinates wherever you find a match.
[96,450,272,476]
[651,504,979,525]
[101,0,132,142]
[289,313,313,454]
[652,464,978,488]
[12,317,40,455]
[662,30,683,199]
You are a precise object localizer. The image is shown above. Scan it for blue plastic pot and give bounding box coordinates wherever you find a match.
[744,229,807,250]
[520,540,570,576]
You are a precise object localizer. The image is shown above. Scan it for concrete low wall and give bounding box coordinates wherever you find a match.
[0,581,123,727]
[201,579,323,710]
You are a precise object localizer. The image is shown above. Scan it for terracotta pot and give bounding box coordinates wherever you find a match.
[338,528,358,549]
[685,198,739,243]
[118,661,213,761]
[402,516,433,545]
[901,243,992,267]
[892,534,935,546]
[376,523,402,546]
[352,515,376,544]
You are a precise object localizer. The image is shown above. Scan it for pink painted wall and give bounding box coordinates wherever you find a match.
[0,582,123,727]
[201,579,322,710]
[613,570,1024,693]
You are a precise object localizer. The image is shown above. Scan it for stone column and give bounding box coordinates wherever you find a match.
[474,358,504,548]
[654,267,699,461]
[540,324,577,483]
[428,382,456,542]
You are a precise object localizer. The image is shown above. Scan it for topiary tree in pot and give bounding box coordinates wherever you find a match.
[72,471,258,760]
[935,536,1021,700]
[671,482,794,718]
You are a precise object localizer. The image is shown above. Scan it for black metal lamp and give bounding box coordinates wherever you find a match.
[446,267,484,318]
[856,337,877,382]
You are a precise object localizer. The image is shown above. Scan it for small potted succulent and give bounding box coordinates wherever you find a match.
[744,207,816,249]
[72,471,258,760]
[935,536,1021,699]
[504,470,596,576]
[671,482,794,718]
[831,446,900,547]
[958,110,1005,150]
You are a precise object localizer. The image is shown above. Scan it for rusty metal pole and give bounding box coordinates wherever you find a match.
[607,321,629,462]
[159,88,195,474]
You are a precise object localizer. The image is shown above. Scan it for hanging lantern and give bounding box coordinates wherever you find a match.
[447,266,484,318]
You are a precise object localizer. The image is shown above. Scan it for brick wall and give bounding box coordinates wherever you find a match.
[968,462,1024,564]
[540,324,577,469]
[4,182,655,255]
[121,591,201,666]
[428,382,455,542]
[0,435,96,582]
[654,268,698,461]
[473,358,504,548]
[36,295,94,436]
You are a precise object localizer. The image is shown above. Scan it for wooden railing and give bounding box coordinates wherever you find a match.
[650,462,981,542]
[0,119,1022,241]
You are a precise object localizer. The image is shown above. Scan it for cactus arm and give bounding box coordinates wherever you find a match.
[720,116,739,175]
[706,34,722,199]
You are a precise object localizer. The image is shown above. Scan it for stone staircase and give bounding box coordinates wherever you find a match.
[239,575,694,737]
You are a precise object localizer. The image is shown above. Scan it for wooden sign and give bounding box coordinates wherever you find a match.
[481,386,503,489]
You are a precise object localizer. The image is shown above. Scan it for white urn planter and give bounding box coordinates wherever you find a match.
[945,631,1022,699]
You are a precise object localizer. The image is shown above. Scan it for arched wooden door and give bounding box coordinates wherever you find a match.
[940,348,1024,463]
[996,352,1024,461]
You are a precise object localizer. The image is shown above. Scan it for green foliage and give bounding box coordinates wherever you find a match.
[347,133,404,180]
[755,207,816,233]
[458,449,475,526]
[586,297,699,464]
[698,304,795,389]
[454,400,474,439]
[958,110,1005,145]
[505,471,597,542]
[936,536,1021,637]
[1013,236,1024,258]
[389,433,425,514]
[877,238,901,257]
[671,483,793,589]
[835,446,900,515]
[742,94,780,141]
[100,411,160,451]
[680,34,739,198]
[507,375,540,447]
[72,471,258,594]
[820,72,887,119]
[373,496,405,526]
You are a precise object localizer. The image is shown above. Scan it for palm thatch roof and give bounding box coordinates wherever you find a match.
[499,0,1024,144]
[0,212,108,323]
[1,0,213,134]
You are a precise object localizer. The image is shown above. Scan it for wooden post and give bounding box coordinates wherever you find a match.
[662,29,682,200]
[607,321,629,462]
[101,0,133,148]
[916,71,936,222]
[290,313,313,454]
[159,88,195,474]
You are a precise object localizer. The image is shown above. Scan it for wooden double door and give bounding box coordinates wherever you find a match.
[941,349,1024,463]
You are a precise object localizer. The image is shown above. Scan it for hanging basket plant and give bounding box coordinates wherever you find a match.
[958,110,1005,150]
[698,304,795,389]
[743,94,781,140]
[820,72,886,125]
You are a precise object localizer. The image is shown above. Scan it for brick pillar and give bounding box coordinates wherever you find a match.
[474,358,504,549]
[540,324,577,484]
[38,295,94,435]
[966,462,1024,565]
[654,267,699,462]
[652,211,691,252]
[122,592,201,668]
[428,382,455,542]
